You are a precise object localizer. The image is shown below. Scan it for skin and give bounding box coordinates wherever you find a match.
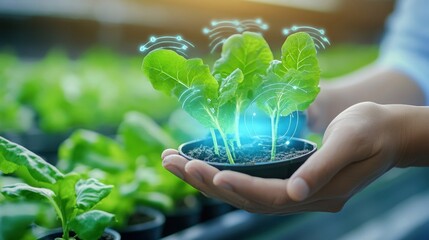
[161,65,429,215]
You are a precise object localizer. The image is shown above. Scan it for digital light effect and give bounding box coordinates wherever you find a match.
[139,35,195,57]
[178,87,203,110]
[202,18,269,53]
[243,83,306,147]
[282,25,330,51]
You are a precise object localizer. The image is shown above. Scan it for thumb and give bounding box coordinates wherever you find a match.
[287,129,365,201]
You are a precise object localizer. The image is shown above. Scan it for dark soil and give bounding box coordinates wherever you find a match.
[185,138,311,165]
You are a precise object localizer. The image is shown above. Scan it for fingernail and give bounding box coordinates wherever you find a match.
[289,177,310,201]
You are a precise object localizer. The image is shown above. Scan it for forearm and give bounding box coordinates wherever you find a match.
[309,64,426,132]
[324,64,425,108]
[388,105,429,167]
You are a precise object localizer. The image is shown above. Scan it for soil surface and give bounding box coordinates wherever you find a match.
[185,138,311,165]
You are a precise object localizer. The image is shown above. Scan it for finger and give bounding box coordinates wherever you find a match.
[162,154,188,180]
[212,170,302,209]
[288,127,375,202]
[184,160,259,210]
[163,156,256,210]
[311,154,389,201]
[161,149,179,159]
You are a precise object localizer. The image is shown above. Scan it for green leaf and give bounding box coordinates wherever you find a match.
[218,69,243,106]
[142,49,218,100]
[142,49,219,129]
[70,210,116,240]
[213,32,273,85]
[75,178,113,211]
[118,111,177,160]
[0,136,64,184]
[53,173,80,226]
[58,130,128,173]
[1,183,55,201]
[217,102,237,133]
[257,32,320,116]
[282,32,320,81]
[0,154,19,174]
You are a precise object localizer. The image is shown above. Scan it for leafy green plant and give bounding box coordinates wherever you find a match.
[0,48,178,134]
[0,136,116,240]
[256,32,320,160]
[142,31,320,163]
[117,112,197,207]
[58,112,195,227]
[58,128,173,228]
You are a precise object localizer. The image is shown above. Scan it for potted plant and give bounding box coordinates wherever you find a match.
[0,136,119,240]
[141,32,319,179]
[117,112,201,236]
[58,111,203,237]
[58,127,168,240]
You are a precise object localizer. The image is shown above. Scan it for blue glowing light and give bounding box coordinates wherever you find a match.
[282,25,330,52]
[139,35,195,57]
[202,18,269,54]
[243,81,306,141]
[286,141,290,145]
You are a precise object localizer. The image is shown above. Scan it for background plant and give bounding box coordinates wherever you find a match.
[0,48,178,134]
[58,111,197,227]
[0,136,116,240]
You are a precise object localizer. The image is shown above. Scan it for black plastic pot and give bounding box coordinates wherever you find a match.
[179,137,317,179]
[36,228,120,240]
[162,196,201,237]
[117,206,165,240]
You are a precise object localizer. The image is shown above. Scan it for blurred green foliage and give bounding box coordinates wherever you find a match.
[318,44,379,79]
[58,111,198,227]
[0,48,178,133]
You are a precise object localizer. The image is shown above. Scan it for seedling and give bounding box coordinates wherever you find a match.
[142,32,319,164]
[0,136,116,240]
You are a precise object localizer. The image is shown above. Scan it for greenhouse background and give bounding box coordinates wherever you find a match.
[1,0,429,239]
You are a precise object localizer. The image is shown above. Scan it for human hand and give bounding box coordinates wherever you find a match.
[162,102,410,214]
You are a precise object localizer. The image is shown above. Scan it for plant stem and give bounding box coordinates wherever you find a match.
[210,128,219,155]
[47,197,69,240]
[270,110,280,161]
[234,101,242,148]
[215,122,235,164]
[219,131,235,164]
[229,139,236,159]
